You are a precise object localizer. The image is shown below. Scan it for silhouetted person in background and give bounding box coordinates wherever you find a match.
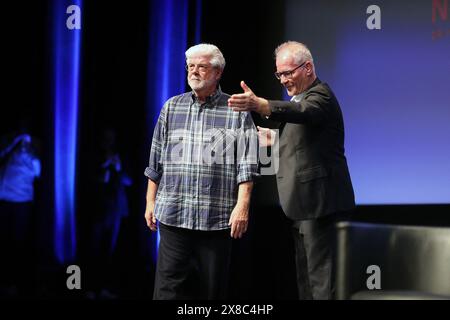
[86,128,132,299]
[0,131,41,297]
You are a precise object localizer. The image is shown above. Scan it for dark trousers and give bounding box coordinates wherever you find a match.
[0,201,33,295]
[153,223,232,300]
[291,214,336,300]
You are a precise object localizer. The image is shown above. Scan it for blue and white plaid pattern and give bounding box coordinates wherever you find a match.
[145,88,258,231]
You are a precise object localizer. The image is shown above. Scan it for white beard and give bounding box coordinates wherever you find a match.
[188,77,216,91]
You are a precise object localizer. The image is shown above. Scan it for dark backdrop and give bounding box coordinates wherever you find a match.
[1,0,449,299]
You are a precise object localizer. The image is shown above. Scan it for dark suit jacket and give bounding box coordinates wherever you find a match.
[267,78,355,220]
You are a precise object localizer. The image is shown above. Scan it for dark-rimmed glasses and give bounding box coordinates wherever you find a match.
[274,61,306,80]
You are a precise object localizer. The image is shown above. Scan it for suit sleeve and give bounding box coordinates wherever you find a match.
[268,88,331,126]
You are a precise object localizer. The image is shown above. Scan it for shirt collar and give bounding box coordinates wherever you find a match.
[291,92,305,102]
[290,77,321,102]
[190,86,222,107]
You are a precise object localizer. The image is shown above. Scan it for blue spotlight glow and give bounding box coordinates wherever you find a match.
[146,0,190,261]
[52,0,82,263]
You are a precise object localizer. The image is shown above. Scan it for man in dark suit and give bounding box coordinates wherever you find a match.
[228,41,355,299]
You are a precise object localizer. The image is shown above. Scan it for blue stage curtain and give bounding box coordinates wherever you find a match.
[51,0,82,264]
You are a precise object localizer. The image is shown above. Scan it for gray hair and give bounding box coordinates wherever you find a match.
[185,43,226,70]
[274,41,314,65]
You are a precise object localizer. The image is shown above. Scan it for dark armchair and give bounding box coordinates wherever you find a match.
[336,222,450,300]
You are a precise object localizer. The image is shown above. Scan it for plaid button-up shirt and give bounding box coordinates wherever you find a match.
[145,88,258,231]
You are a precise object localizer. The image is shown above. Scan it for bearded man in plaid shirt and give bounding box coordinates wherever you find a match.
[144,43,258,300]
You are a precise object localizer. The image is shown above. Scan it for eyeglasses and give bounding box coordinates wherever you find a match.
[185,63,211,73]
[274,61,306,80]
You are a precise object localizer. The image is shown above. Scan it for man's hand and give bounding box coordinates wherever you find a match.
[228,81,271,116]
[144,201,157,231]
[228,203,249,239]
[257,126,277,147]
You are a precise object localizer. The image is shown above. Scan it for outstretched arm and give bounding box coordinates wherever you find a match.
[229,82,329,125]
